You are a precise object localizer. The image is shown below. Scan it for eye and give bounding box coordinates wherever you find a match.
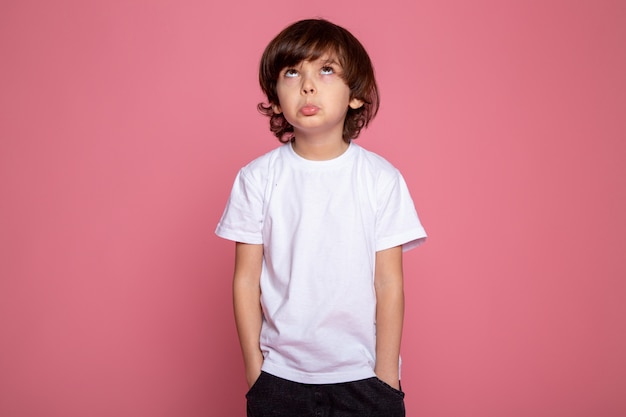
[320,66,334,75]
[284,68,299,78]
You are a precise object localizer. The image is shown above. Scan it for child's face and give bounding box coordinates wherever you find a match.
[272,54,363,141]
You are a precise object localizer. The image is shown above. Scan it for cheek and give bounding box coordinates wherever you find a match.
[277,77,300,90]
[276,82,297,101]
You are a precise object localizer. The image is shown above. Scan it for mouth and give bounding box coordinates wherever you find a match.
[300,104,319,116]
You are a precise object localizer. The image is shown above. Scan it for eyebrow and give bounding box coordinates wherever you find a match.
[283,56,341,71]
[319,58,342,70]
[321,57,339,65]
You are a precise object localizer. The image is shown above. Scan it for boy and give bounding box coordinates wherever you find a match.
[216,19,426,417]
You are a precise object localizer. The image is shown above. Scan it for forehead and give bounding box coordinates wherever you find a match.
[277,41,345,67]
[293,53,340,66]
[282,55,345,76]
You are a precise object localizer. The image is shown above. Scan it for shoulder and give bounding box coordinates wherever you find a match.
[241,145,285,172]
[239,144,288,181]
[352,144,402,183]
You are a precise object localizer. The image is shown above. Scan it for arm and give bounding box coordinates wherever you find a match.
[232,242,264,388]
[374,245,405,390]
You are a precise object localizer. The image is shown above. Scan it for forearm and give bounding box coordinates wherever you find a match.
[375,282,404,386]
[374,246,405,389]
[233,279,264,385]
[232,242,264,387]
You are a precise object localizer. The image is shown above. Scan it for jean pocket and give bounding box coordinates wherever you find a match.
[375,377,405,399]
[245,371,267,398]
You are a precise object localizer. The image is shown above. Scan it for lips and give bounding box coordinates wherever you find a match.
[300,104,319,116]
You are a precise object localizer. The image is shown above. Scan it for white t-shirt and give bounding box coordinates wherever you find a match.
[216,142,426,384]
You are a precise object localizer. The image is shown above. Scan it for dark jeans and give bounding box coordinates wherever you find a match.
[246,372,406,417]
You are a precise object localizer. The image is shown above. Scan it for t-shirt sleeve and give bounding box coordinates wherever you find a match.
[215,168,264,244]
[375,170,427,252]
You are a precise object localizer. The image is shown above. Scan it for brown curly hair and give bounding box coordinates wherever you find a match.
[258,19,380,143]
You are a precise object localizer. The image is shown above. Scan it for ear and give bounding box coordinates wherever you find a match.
[272,103,282,114]
[349,98,364,110]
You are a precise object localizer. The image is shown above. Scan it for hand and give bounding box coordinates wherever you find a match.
[246,367,262,388]
[375,369,400,390]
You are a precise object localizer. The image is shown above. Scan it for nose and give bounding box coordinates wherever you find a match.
[301,75,316,95]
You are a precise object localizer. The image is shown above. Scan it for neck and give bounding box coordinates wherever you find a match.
[291,126,350,161]
[291,137,349,161]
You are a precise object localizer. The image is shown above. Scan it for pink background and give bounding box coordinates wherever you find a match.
[1,1,625,416]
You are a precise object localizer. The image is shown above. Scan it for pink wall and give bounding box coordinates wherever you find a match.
[1,1,624,416]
